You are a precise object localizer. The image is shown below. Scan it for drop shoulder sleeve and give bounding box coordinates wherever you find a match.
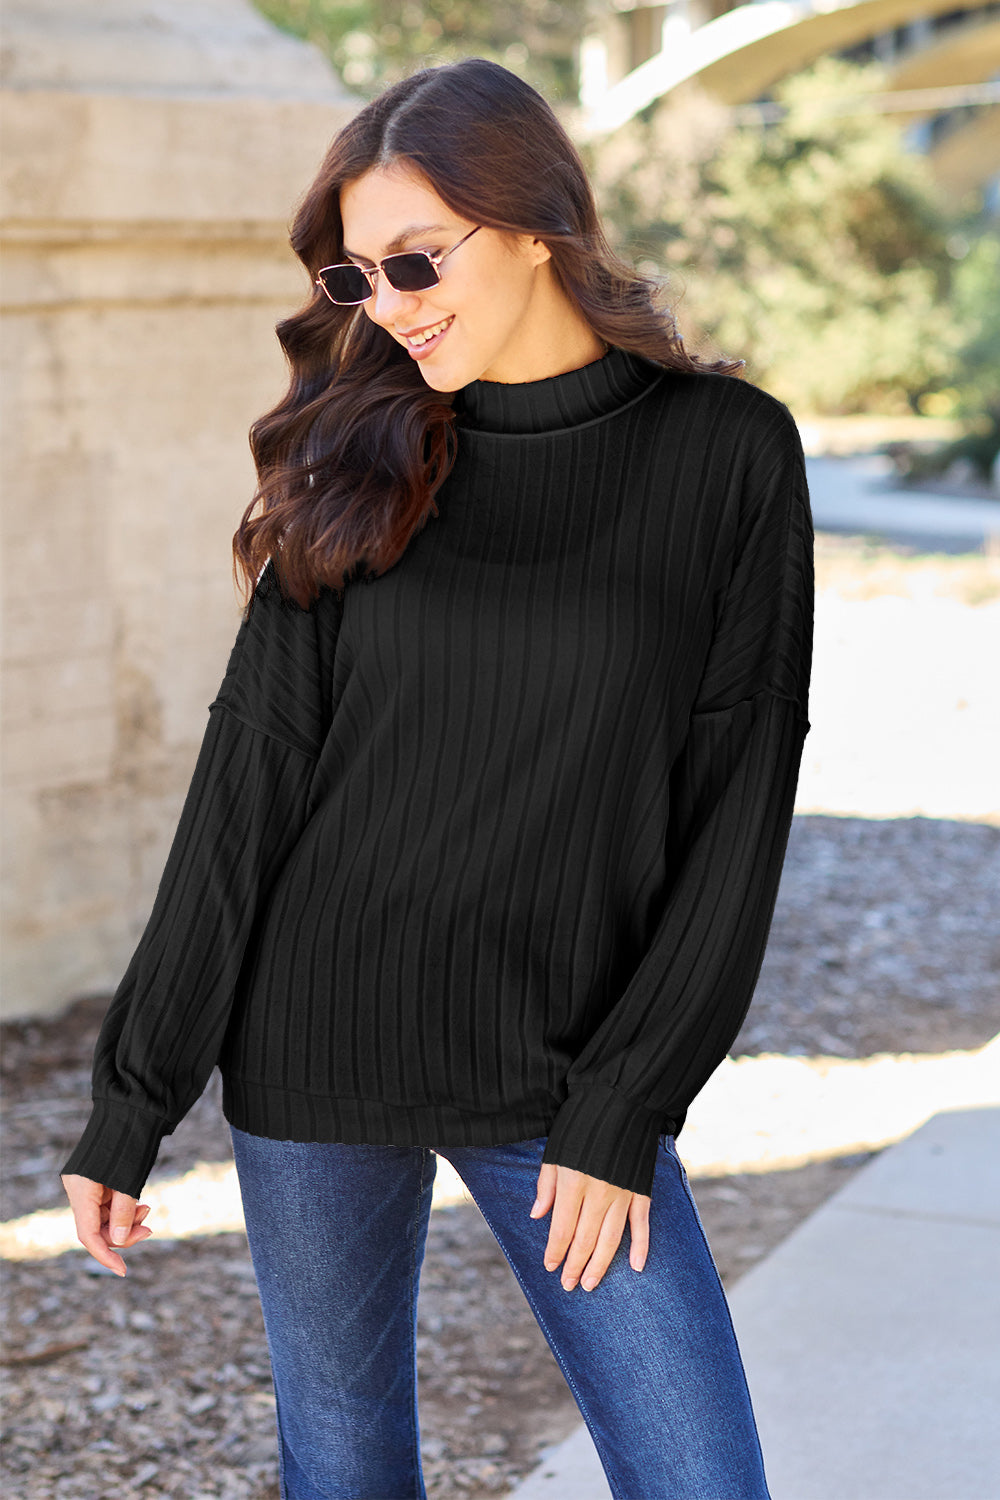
[541,400,815,1197]
[62,562,344,1198]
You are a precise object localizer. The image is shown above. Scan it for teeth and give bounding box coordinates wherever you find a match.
[406,317,452,347]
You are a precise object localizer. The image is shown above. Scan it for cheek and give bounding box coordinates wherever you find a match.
[484,281,534,344]
[494,262,538,321]
[454,253,530,319]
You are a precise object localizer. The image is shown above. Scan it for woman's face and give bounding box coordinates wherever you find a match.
[338,161,554,391]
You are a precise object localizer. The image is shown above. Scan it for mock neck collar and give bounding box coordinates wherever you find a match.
[452,346,664,435]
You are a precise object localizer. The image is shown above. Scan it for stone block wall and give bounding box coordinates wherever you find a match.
[1,1,357,1016]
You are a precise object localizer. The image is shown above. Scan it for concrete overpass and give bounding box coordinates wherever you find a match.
[886,12,1000,201]
[577,0,1000,200]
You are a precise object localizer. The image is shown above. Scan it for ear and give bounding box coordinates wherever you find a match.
[529,236,552,267]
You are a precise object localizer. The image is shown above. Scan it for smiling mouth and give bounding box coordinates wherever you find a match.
[401,315,454,349]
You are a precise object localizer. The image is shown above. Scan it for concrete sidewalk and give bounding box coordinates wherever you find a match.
[804,454,1000,551]
[508,1105,1000,1500]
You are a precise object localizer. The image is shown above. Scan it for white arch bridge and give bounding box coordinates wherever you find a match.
[575,0,1000,201]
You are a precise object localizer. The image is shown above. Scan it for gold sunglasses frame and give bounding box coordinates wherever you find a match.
[316,225,483,305]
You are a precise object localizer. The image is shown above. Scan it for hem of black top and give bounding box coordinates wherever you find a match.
[224,1073,561,1155]
[61,1080,684,1204]
[224,1074,675,1200]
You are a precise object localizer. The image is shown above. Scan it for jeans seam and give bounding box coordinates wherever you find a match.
[407,1148,431,1500]
[662,1140,772,1499]
[460,1185,629,1500]
[274,1385,290,1499]
[236,1121,291,1500]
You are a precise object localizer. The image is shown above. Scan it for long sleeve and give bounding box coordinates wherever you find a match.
[541,400,814,1197]
[62,562,343,1198]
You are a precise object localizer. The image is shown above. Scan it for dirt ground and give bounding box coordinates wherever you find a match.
[2,535,998,1499]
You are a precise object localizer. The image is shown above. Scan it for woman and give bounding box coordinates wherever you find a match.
[63,57,813,1500]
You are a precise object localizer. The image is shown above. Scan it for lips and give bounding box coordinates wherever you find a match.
[400,315,454,349]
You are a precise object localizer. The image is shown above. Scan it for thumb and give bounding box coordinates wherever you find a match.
[108,1189,139,1246]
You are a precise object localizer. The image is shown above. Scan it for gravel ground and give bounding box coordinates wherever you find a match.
[2,536,998,1500]
[733,814,999,1061]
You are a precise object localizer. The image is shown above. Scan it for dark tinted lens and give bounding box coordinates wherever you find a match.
[319,265,372,303]
[382,252,439,292]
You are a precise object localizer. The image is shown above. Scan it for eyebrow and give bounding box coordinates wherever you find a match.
[342,223,454,262]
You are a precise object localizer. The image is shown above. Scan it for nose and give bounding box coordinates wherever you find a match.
[364,273,421,329]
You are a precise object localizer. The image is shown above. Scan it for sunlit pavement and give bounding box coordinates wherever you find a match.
[797,588,998,828]
[799,457,999,825]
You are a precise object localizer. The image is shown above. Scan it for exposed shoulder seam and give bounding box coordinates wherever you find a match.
[207,700,320,762]
[690,686,810,721]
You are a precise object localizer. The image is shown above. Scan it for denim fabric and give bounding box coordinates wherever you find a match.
[230,1127,771,1500]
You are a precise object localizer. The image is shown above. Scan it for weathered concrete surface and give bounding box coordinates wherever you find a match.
[732,1106,1000,1499]
[1,2,356,1017]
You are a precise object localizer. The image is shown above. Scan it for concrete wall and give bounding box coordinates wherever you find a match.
[1,1,357,1017]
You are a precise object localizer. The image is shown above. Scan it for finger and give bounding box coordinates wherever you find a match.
[117,1215,154,1247]
[127,1210,153,1245]
[62,1177,127,1278]
[530,1163,557,1220]
[81,1227,129,1276]
[628,1194,651,1272]
[579,1199,632,1291]
[108,1190,140,1248]
[543,1170,587,1271]
[563,1198,628,1291]
[61,1174,104,1242]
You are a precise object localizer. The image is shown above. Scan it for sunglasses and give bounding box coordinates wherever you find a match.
[315,225,482,305]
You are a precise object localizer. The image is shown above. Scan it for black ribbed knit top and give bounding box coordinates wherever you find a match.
[64,347,814,1200]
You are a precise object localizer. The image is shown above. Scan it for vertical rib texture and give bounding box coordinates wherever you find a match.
[64,348,814,1200]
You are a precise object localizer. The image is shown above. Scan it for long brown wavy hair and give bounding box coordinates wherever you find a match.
[234,57,744,610]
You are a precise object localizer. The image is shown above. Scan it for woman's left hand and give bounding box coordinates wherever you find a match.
[530,1162,650,1292]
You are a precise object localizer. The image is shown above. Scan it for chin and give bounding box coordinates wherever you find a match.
[417,362,469,394]
[417,369,456,392]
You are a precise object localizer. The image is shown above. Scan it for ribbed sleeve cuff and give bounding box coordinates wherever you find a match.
[61,1099,170,1200]
[541,1084,667,1198]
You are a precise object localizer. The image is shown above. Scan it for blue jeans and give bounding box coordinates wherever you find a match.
[230,1128,770,1500]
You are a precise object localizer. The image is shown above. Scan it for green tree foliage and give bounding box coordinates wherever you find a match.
[254,0,585,100]
[911,231,1000,478]
[588,56,973,415]
[948,232,1000,418]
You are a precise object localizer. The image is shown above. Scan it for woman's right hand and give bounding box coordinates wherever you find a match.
[61,1173,153,1277]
